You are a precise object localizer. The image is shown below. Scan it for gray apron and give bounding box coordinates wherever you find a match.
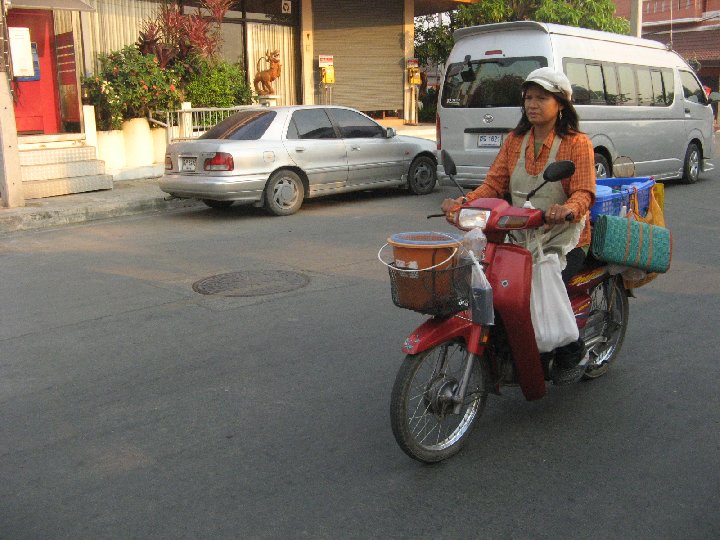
[509,131,585,269]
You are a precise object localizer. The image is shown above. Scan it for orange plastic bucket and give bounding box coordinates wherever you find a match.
[387,232,463,312]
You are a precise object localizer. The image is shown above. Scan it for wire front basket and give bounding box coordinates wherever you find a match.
[387,263,471,318]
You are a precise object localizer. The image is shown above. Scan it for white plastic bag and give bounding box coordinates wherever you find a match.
[470,259,494,325]
[462,228,494,325]
[530,242,579,353]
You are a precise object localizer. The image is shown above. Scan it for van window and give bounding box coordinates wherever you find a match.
[636,68,653,105]
[679,70,708,104]
[617,64,638,105]
[604,65,619,105]
[662,69,675,104]
[565,60,591,104]
[586,64,606,104]
[441,56,547,108]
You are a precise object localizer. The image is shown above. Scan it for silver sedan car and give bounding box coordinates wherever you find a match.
[160,105,438,215]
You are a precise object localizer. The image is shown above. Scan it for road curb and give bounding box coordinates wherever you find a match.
[0,195,202,235]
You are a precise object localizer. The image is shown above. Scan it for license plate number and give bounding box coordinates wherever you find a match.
[478,134,502,147]
[181,157,197,171]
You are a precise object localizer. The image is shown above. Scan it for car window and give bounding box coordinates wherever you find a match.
[287,109,337,139]
[328,109,384,138]
[680,70,708,104]
[200,110,276,140]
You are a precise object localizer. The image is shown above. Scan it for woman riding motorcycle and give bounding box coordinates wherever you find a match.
[440,67,597,384]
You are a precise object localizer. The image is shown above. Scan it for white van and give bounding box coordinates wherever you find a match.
[437,21,718,185]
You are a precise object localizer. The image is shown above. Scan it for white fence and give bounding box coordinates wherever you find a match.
[149,104,255,144]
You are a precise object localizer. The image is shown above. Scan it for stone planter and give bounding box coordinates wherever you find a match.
[151,127,168,164]
[122,118,155,168]
[96,129,125,171]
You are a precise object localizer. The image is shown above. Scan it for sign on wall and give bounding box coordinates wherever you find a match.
[318,55,334,67]
[8,27,34,78]
[281,1,292,14]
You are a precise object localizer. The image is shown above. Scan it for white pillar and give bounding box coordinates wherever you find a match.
[630,0,643,37]
[301,0,314,105]
[402,0,414,124]
[0,71,24,208]
[83,105,98,158]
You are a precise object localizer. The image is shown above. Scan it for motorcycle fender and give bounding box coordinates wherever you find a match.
[487,244,546,401]
[402,314,476,356]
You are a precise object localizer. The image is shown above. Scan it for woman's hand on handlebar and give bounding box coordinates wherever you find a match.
[544,204,574,226]
[440,197,463,214]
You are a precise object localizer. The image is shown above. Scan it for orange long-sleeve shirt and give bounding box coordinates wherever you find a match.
[465,128,596,247]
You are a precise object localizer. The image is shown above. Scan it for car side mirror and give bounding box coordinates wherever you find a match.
[708,91,720,103]
[385,127,396,138]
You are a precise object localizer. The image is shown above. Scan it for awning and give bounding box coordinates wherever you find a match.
[10,0,95,11]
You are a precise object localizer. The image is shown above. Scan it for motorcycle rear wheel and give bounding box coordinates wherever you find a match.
[583,276,629,379]
[390,341,487,463]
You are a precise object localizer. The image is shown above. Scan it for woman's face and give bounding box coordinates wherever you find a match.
[523,84,563,131]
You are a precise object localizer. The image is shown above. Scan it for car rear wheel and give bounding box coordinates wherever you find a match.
[407,156,437,195]
[265,170,304,216]
[202,199,234,209]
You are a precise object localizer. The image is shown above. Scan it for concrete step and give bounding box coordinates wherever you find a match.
[22,175,114,200]
[19,145,97,166]
[21,159,106,182]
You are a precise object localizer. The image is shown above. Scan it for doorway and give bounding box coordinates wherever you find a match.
[7,9,61,135]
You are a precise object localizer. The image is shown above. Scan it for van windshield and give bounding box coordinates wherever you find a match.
[441,57,547,108]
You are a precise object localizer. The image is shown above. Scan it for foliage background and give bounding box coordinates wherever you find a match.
[415,0,631,67]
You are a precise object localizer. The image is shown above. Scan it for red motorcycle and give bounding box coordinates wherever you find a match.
[386,153,630,463]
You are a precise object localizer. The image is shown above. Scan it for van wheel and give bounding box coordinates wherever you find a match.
[681,143,700,184]
[594,153,610,179]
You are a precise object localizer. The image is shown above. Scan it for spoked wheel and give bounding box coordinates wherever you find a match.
[390,341,487,463]
[583,276,629,379]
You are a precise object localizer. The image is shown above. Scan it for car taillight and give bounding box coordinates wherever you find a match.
[204,152,234,171]
[436,112,441,151]
[165,154,172,170]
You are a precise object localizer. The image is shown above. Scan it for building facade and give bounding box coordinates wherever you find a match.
[615,0,720,98]
[0,0,475,206]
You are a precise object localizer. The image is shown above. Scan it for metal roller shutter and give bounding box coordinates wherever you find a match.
[312,0,404,112]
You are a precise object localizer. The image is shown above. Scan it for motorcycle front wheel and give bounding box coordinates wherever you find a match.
[390,341,487,463]
[583,276,630,379]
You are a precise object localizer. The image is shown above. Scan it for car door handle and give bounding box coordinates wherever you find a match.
[684,108,690,114]
[350,146,361,151]
[295,147,306,152]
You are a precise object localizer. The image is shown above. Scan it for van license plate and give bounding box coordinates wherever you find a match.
[181,157,197,171]
[478,134,502,147]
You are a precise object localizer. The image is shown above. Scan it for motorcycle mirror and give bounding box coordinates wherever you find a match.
[441,150,457,177]
[460,55,474,82]
[441,150,466,200]
[543,160,576,182]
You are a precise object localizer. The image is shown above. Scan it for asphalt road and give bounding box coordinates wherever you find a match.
[1,172,719,539]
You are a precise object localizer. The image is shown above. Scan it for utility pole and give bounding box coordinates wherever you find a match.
[0,0,24,208]
[630,0,643,38]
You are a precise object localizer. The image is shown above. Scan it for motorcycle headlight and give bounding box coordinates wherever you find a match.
[457,208,491,230]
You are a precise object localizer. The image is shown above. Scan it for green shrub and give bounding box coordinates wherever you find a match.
[83,45,182,130]
[184,60,254,107]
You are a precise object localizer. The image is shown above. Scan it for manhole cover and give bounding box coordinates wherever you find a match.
[193,271,310,297]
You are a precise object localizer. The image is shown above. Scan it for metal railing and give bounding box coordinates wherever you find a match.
[149,105,255,144]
